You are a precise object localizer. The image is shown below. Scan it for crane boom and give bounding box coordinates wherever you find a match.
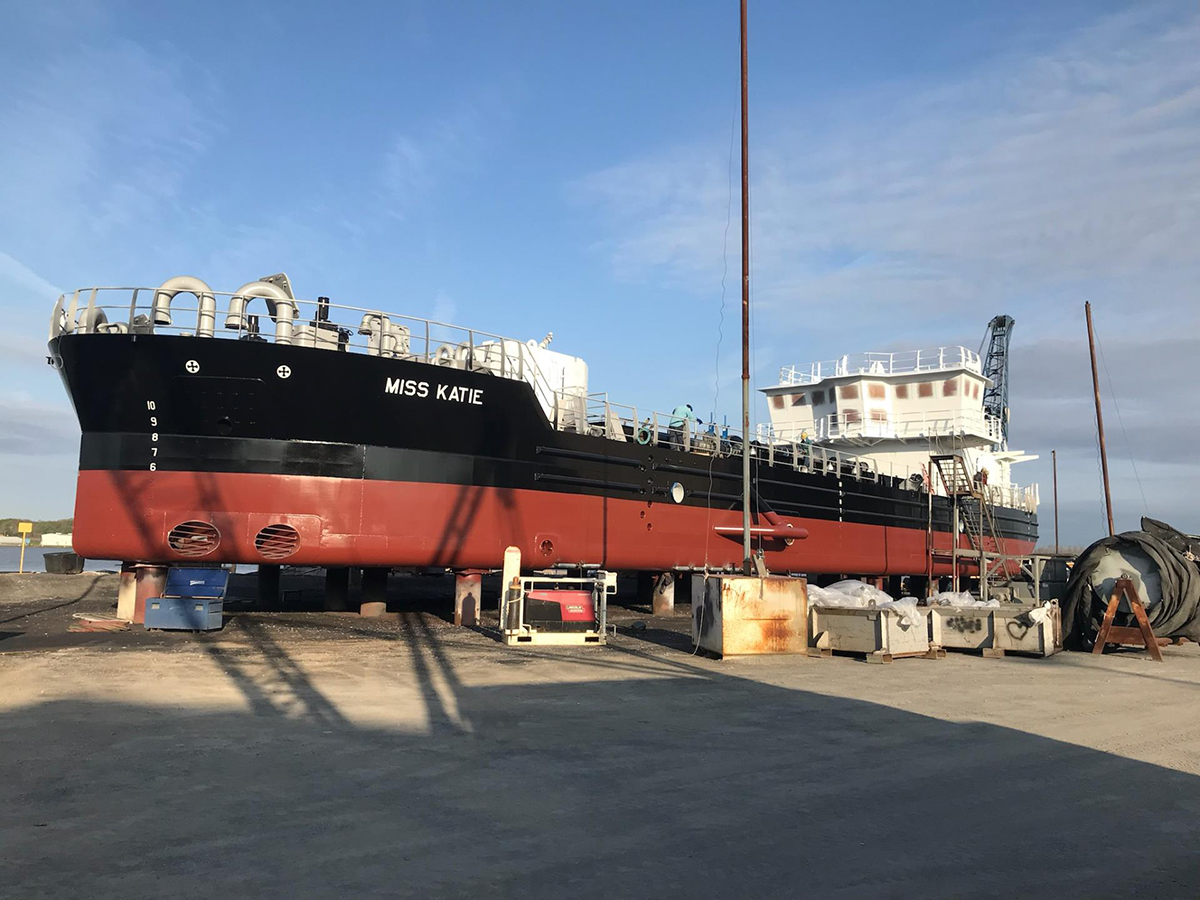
[980,314,1015,448]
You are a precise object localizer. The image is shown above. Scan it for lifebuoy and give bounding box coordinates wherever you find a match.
[635,424,653,445]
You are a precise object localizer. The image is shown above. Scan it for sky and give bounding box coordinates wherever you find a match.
[1,0,1197,546]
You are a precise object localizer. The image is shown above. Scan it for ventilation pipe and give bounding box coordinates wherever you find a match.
[359,313,391,357]
[76,306,109,333]
[151,276,217,337]
[226,281,298,345]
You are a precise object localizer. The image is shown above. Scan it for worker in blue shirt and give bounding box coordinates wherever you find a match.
[668,403,696,448]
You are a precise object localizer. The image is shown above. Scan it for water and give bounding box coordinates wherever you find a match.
[0,546,256,574]
[0,546,121,573]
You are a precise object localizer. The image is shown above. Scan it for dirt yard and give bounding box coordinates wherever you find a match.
[2,571,1199,898]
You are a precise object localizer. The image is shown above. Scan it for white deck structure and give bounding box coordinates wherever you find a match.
[763,346,1037,511]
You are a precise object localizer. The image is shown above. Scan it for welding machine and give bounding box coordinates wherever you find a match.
[502,571,614,645]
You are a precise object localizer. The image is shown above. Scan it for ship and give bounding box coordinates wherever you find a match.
[47,277,1037,581]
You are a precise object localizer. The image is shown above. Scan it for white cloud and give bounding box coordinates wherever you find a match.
[0,34,218,260]
[382,89,513,217]
[574,5,1200,333]
[572,4,1200,541]
[0,390,77,455]
[0,252,62,300]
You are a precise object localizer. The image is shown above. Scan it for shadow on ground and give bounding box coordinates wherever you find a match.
[2,617,1199,900]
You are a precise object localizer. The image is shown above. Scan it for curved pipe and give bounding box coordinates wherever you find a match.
[151,276,217,337]
[226,281,298,345]
[359,313,390,357]
[76,306,109,333]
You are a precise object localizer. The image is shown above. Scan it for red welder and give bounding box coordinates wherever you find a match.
[502,572,613,645]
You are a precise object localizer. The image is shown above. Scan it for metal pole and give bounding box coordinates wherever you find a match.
[1052,449,1059,556]
[740,0,752,573]
[1085,302,1115,536]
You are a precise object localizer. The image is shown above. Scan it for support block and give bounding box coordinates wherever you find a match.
[454,573,482,627]
[652,573,675,616]
[133,565,168,626]
[360,567,389,617]
[324,566,351,612]
[117,563,137,621]
[257,564,281,611]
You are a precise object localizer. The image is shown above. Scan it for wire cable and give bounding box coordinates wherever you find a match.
[1094,324,1148,516]
[703,101,738,573]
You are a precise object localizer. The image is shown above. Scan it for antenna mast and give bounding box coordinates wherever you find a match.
[740,0,752,573]
[1085,302,1115,536]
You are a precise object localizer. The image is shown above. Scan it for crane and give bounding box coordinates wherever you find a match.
[980,315,1015,449]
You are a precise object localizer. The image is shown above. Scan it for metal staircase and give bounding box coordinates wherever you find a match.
[928,454,1015,601]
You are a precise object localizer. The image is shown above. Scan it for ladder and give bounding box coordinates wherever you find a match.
[928,454,1014,601]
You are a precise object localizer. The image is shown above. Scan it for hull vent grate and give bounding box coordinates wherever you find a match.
[167,520,221,557]
[255,524,300,560]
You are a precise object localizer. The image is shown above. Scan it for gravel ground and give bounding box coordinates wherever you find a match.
[2,571,1199,898]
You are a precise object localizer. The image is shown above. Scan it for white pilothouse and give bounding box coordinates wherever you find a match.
[761,339,1038,515]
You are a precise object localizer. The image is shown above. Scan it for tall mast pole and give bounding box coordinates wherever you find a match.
[1052,449,1059,556]
[1085,302,1115,536]
[740,0,752,573]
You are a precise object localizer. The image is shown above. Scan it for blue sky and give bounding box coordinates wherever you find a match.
[2,0,1198,545]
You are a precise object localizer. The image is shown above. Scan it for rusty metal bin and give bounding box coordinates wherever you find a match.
[691,575,807,657]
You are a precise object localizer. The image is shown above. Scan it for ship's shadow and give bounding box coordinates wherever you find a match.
[4,624,1200,898]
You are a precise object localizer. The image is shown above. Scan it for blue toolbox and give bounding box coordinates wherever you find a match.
[144,567,230,631]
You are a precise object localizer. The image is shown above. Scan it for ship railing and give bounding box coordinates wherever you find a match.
[984,482,1039,513]
[778,346,982,386]
[49,285,566,422]
[800,409,1005,443]
[760,421,1038,511]
[576,392,899,484]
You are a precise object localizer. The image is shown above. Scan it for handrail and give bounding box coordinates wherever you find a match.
[778,346,982,385]
[49,284,570,420]
[785,409,1004,443]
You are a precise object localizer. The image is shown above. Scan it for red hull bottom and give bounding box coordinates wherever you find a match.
[73,470,1034,575]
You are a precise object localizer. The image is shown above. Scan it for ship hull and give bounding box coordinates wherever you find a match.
[72,469,1035,572]
[52,333,1037,574]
